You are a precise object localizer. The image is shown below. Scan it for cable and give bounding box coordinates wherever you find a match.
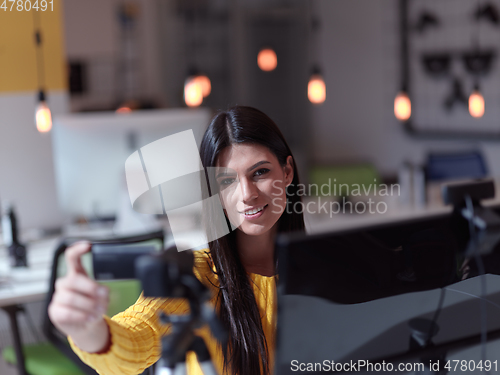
[465,194,489,372]
[446,288,500,311]
[425,287,446,347]
[32,10,46,92]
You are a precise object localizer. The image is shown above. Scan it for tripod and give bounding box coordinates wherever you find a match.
[146,259,226,375]
[155,303,221,375]
[136,248,227,375]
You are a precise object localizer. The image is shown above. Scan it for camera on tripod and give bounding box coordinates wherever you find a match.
[91,244,225,375]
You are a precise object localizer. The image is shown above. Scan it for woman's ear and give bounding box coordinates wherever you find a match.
[284,155,294,187]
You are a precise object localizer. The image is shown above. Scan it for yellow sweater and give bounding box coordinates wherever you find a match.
[69,250,277,375]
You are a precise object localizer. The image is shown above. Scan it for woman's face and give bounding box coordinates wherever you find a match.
[215,143,293,237]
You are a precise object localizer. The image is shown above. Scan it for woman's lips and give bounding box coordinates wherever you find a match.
[240,204,267,220]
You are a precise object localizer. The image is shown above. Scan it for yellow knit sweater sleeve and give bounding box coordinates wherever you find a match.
[68,250,217,375]
[68,293,191,375]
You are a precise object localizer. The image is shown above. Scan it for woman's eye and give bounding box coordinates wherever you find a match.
[219,178,236,186]
[254,168,270,177]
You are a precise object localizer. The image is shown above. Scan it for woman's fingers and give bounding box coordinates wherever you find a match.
[49,278,109,335]
[52,287,107,316]
[65,241,91,276]
[53,274,109,318]
[56,273,107,298]
[48,303,90,325]
[49,242,110,336]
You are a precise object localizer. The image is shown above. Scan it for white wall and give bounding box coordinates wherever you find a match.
[312,0,500,177]
[0,92,69,230]
[63,0,165,110]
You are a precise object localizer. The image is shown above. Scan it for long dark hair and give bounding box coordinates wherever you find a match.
[199,106,305,375]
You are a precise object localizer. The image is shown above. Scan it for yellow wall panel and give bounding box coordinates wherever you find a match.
[0,0,66,92]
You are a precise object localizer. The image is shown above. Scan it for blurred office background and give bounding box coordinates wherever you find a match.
[2,0,500,231]
[2,0,500,372]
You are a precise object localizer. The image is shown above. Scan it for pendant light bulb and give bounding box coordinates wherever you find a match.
[35,91,52,133]
[308,73,326,104]
[184,78,203,107]
[257,48,278,72]
[308,66,326,104]
[469,88,485,118]
[192,74,211,98]
[394,91,411,121]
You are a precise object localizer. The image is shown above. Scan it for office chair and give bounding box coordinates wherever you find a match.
[309,163,380,197]
[2,230,164,375]
[425,151,488,182]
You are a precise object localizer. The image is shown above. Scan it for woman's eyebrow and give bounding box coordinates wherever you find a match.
[246,160,270,172]
[216,161,271,178]
[216,170,234,178]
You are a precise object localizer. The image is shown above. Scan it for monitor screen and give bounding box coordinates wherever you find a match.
[51,108,211,220]
[276,206,500,374]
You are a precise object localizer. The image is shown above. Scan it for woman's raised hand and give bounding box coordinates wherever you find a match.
[48,241,111,352]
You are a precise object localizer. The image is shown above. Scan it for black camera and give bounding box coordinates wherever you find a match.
[91,242,203,300]
[92,243,159,281]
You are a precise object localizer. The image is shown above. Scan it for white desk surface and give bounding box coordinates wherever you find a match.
[0,237,58,308]
[304,194,500,235]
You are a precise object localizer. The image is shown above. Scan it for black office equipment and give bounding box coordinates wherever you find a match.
[276,180,500,374]
[1,202,28,268]
[92,243,159,280]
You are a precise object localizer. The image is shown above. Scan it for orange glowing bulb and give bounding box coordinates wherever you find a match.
[394,91,411,121]
[308,74,326,104]
[257,48,277,72]
[35,101,52,133]
[116,106,132,114]
[192,75,211,97]
[469,90,485,118]
[184,79,203,107]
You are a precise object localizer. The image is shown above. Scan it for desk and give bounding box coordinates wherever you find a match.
[304,192,500,235]
[0,238,58,375]
[278,275,500,371]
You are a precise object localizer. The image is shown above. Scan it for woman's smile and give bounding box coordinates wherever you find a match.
[216,143,293,236]
[239,204,268,219]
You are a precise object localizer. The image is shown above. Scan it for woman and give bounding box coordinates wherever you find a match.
[48,106,305,375]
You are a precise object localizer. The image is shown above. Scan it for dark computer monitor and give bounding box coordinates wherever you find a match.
[276,202,500,374]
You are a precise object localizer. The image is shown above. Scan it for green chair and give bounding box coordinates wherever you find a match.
[309,164,380,198]
[2,230,164,375]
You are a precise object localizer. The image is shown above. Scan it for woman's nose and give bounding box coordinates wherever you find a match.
[239,178,258,202]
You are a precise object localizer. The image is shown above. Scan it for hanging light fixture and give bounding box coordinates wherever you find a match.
[469,85,485,118]
[308,66,326,104]
[35,90,52,133]
[184,77,203,107]
[183,67,205,107]
[191,73,211,98]
[394,91,412,121]
[33,11,52,133]
[468,0,486,118]
[394,0,411,122]
[183,9,210,107]
[257,47,278,72]
[307,4,326,105]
